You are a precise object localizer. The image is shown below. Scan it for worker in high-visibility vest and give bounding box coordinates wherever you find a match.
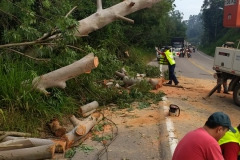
[164,46,179,85]
[218,124,240,160]
[156,47,168,77]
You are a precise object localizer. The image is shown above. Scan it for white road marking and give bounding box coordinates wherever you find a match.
[196,51,214,61]
[162,97,178,156]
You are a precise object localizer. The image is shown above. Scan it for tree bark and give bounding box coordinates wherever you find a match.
[79,101,99,116]
[0,139,33,151]
[76,0,162,37]
[123,76,139,87]
[1,138,66,153]
[0,138,55,160]
[32,53,99,94]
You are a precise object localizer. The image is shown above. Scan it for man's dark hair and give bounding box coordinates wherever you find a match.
[205,120,229,130]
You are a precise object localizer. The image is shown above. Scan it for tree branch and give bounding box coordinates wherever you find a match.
[97,0,103,12]
[0,37,56,49]
[65,6,77,18]
[116,14,134,23]
[5,48,50,62]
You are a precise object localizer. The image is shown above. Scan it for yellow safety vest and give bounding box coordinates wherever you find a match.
[218,127,240,154]
[164,50,175,65]
[159,54,168,65]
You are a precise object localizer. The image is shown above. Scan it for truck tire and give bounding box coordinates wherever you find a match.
[233,84,240,107]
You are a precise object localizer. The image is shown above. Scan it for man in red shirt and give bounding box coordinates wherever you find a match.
[172,112,236,160]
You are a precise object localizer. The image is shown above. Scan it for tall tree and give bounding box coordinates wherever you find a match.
[201,0,225,45]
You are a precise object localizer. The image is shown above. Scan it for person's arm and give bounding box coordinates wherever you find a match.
[155,47,165,55]
[155,47,161,55]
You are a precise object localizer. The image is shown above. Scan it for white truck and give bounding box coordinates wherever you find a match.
[207,42,240,106]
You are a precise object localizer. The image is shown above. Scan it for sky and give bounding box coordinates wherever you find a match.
[174,0,204,21]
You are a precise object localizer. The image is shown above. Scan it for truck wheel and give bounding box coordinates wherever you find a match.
[233,84,240,107]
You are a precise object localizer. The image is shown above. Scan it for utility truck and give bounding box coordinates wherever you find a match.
[207,42,240,106]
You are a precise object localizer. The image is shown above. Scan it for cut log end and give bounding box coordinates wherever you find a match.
[75,125,86,136]
[48,119,66,137]
[94,57,99,67]
[52,139,66,153]
[55,128,67,137]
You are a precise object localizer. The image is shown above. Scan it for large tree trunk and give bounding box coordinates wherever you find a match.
[76,0,162,36]
[32,53,99,94]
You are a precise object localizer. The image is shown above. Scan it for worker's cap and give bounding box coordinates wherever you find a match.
[207,112,236,133]
[164,46,170,50]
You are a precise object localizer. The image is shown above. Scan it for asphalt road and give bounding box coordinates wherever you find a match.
[175,50,215,79]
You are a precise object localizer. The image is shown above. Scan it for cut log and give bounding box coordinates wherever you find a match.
[48,119,66,137]
[0,138,55,160]
[63,113,102,148]
[0,131,31,142]
[123,76,139,87]
[0,144,55,160]
[149,78,164,89]
[0,138,66,153]
[115,71,126,79]
[32,53,99,94]
[0,139,33,151]
[78,101,99,116]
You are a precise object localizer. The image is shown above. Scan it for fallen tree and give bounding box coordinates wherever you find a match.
[0,0,162,49]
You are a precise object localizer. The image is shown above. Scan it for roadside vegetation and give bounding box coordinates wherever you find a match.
[185,0,240,56]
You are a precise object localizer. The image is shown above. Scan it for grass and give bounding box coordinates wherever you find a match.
[200,28,240,56]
